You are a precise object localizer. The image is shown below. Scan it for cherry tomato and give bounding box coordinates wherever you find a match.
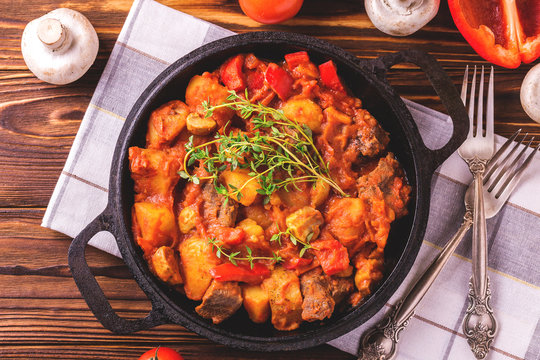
[239,0,304,25]
[138,347,184,360]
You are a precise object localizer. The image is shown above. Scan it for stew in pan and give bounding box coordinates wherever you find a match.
[129,51,411,331]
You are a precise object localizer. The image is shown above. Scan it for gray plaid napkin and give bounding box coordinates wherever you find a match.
[42,0,540,358]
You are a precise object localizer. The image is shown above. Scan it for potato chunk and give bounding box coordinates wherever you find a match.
[129,147,180,201]
[310,180,330,208]
[220,169,261,206]
[186,113,217,135]
[151,246,183,286]
[178,206,197,234]
[262,266,303,331]
[146,100,189,149]
[242,284,270,323]
[242,205,273,229]
[282,98,323,133]
[133,202,177,255]
[179,235,220,301]
[285,206,324,242]
[237,218,264,239]
[323,106,352,125]
[324,197,366,252]
[237,218,270,253]
[185,73,233,127]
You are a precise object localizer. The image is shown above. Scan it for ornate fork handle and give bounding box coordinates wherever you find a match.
[358,211,473,360]
[463,277,497,359]
[463,157,497,359]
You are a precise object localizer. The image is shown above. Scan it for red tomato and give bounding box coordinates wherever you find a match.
[239,0,304,25]
[138,347,184,360]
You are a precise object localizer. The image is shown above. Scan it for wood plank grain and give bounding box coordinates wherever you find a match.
[1,0,538,358]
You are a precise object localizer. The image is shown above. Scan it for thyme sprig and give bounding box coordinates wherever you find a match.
[270,229,314,258]
[179,90,347,203]
[208,237,283,269]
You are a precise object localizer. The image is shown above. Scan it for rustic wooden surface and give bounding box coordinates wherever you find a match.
[1,0,538,359]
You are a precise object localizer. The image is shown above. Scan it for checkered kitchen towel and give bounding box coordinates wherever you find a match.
[41,0,540,358]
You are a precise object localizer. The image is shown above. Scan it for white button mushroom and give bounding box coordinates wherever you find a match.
[365,0,440,37]
[21,8,99,85]
[520,63,540,123]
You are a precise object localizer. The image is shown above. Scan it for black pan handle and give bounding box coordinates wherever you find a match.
[361,49,468,171]
[68,209,167,334]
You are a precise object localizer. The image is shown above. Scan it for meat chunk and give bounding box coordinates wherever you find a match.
[195,280,243,324]
[329,276,355,304]
[300,267,335,322]
[202,182,238,227]
[352,108,389,157]
[356,153,411,218]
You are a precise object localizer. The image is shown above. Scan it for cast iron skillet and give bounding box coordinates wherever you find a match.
[68,31,468,351]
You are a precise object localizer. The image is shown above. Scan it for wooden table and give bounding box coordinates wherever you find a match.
[1,0,538,359]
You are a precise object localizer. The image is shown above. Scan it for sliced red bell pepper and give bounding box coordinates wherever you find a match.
[283,256,313,270]
[318,60,344,92]
[312,235,349,276]
[264,63,293,100]
[209,262,270,284]
[285,51,310,69]
[448,0,540,68]
[220,54,246,91]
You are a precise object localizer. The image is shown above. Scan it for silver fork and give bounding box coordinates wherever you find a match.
[458,66,496,359]
[358,130,539,360]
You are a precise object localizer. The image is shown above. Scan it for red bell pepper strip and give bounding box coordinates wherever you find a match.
[312,235,349,276]
[448,0,540,68]
[220,54,246,91]
[318,60,344,91]
[285,51,310,69]
[210,263,271,284]
[283,256,313,270]
[264,63,293,100]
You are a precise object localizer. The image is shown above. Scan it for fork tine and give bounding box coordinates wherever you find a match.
[486,134,527,188]
[469,66,477,136]
[461,65,469,104]
[486,66,494,140]
[488,137,533,193]
[484,129,522,180]
[477,66,484,137]
[495,142,540,200]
